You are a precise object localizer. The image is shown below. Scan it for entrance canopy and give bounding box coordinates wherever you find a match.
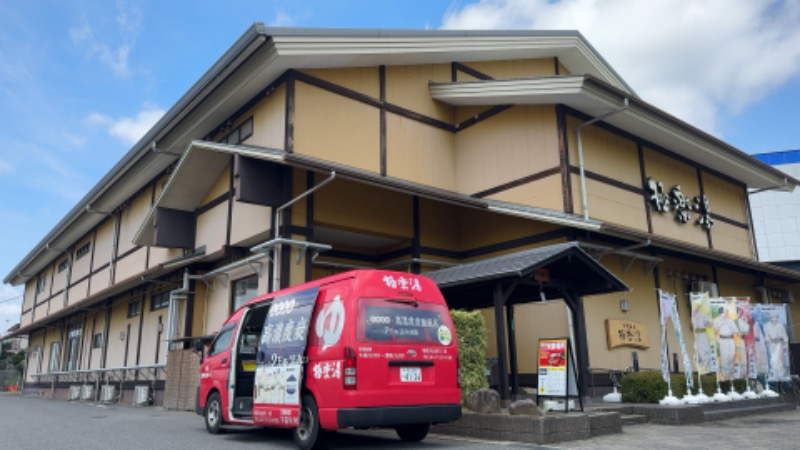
[426,241,628,310]
[426,241,628,403]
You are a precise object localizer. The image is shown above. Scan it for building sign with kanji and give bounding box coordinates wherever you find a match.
[645,177,714,230]
[606,319,650,350]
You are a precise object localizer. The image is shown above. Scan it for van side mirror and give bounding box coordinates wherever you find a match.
[194,339,205,361]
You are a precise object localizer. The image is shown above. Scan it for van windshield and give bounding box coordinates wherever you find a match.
[357,297,454,346]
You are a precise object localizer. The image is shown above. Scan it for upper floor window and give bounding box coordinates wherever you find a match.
[151,292,170,311]
[222,117,253,145]
[57,259,69,273]
[36,276,47,294]
[75,242,91,260]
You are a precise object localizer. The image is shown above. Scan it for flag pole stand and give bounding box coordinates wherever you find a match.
[691,372,709,403]
[659,377,683,406]
[681,377,697,404]
[712,378,731,402]
[742,379,758,399]
[726,383,744,401]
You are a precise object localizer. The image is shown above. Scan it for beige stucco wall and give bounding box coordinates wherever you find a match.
[643,147,710,247]
[566,117,642,188]
[303,67,380,98]
[489,174,565,212]
[70,237,93,281]
[114,248,146,284]
[455,105,560,197]
[385,64,452,122]
[572,175,649,231]
[118,189,152,256]
[294,82,380,173]
[386,113,456,191]
[104,298,137,368]
[230,200,272,247]
[246,84,286,150]
[314,179,413,239]
[583,254,660,371]
[196,204,228,256]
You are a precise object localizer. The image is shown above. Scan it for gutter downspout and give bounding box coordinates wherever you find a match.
[576,98,630,220]
[272,171,336,292]
[165,269,191,360]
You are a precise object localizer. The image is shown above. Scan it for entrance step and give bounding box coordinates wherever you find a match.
[704,402,795,422]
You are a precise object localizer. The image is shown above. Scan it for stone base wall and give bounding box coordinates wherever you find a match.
[163,349,201,411]
[432,411,621,445]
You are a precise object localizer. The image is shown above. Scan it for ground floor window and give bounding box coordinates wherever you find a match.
[48,342,61,372]
[232,275,258,312]
[65,323,81,371]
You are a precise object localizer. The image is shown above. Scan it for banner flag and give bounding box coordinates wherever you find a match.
[691,293,718,375]
[753,304,791,382]
[657,290,692,387]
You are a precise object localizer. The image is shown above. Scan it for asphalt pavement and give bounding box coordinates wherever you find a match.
[1,394,798,449]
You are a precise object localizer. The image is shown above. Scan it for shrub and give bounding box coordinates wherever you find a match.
[621,371,751,403]
[451,309,488,403]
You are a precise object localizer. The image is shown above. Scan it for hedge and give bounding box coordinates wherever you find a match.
[620,371,749,403]
[451,309,488,403]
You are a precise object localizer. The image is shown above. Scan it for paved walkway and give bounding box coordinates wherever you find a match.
[548,408,800,449]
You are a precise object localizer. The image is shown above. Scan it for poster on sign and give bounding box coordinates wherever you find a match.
[253,287,319,427]
[537,338,578,403]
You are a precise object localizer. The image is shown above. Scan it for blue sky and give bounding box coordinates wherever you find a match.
[1,0,800,333]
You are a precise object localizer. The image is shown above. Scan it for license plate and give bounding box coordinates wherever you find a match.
[400,367,422,382]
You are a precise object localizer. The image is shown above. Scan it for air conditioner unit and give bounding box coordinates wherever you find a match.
[133,386,151,406]
[68,385,81,401]
[80,385,94,401]
[100,385,116,403]
[691,281,718,297]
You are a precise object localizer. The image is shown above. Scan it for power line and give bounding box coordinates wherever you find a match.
[0,294,23,304]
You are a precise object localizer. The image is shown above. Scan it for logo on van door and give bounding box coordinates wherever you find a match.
[315,295,345,349]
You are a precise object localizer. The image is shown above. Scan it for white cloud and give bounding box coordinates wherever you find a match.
[270,10,295,27]
[441,0,800,135]
[68,2,143,77]
[0,160,12,174]
[88,107,165,146]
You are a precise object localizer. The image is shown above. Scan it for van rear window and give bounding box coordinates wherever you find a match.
[357,298,454,346]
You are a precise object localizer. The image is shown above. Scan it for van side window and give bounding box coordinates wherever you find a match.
[209,328,234,357]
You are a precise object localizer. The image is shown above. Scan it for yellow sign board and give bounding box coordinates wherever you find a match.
[606,319,649,349]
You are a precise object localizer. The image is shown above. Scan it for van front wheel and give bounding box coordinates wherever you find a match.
[204,392,225,434]
[395,423,430,442]
[294,394,323,450]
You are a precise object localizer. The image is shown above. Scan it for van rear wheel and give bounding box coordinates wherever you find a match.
[395,423,430,442]
[204,392,225,434]
[294,394,324,450]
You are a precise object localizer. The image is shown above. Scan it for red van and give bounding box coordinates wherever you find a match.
[196,270,461,449]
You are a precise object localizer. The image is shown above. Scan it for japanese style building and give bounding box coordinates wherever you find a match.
[5,25,799,406]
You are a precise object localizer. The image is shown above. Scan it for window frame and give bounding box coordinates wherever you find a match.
[92,333,104,349]
[151,292,170,311]
[128,300,141,318]
[231,274,259,313]
[75,242,91,260]
[48,342,61,373]
[208,326,235,357]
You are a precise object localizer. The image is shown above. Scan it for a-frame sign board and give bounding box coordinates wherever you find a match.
[536,337,583,412]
